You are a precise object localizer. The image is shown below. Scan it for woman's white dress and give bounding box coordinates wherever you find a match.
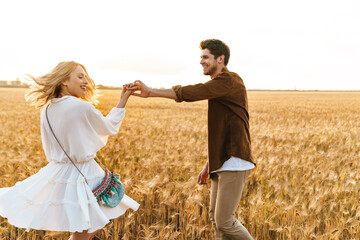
[0,95,139,233]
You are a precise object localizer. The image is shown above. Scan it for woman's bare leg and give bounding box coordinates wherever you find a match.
[89,229,102,239]
[69,229,102,240]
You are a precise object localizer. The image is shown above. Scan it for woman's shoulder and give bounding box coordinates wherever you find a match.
[53,96,93,106]
[49,96,97,116]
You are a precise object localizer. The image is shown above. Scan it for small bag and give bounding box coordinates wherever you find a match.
[46,105,125,208]
[92,168,125,207]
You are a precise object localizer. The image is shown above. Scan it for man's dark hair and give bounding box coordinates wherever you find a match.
[200,39,230,66]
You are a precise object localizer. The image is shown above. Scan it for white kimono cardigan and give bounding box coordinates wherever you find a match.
[0,95,139,233]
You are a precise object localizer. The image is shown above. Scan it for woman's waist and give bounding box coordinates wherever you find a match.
[47,154,96,164]
[43,158,105,185]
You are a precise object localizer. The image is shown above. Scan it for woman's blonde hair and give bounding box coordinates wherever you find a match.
[25,61,99,108]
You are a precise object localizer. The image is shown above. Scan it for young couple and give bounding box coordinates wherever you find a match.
[0,39,255,240]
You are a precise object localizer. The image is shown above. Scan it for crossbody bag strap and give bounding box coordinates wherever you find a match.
[45,104,89,185]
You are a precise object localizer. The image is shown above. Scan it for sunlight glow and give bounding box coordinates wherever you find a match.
[0,0,359,90]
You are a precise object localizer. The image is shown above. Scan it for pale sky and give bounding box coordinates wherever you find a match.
[0,0,359,90]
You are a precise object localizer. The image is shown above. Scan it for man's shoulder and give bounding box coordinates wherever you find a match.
[217,69,247,93]
[217,69,242,83]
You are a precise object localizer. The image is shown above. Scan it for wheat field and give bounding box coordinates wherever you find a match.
[0,88,359,240]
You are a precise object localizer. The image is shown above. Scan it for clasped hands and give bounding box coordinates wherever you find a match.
[122,80,151,98]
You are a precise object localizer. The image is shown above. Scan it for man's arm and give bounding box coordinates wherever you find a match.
[146,88,177,99]
[129,72,233,102]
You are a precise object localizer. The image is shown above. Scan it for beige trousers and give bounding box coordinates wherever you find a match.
[209,170,253,240]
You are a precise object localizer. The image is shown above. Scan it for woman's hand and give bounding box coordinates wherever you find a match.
[121,84,134,99]
[116,84,134,108]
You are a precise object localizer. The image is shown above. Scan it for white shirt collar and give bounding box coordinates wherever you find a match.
[51,95,79,103]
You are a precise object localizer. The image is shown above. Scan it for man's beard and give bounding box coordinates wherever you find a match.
[203,64,217,76]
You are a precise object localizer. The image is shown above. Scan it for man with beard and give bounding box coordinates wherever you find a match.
[128,39,255,240]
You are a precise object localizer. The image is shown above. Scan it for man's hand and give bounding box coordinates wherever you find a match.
[197,164,209,185]
[126,80,151,98]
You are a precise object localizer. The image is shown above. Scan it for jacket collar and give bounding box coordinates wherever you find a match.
[221,67,229,73]
[212,66,229,79]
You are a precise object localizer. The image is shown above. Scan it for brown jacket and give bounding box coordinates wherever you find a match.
[172,67,255,174]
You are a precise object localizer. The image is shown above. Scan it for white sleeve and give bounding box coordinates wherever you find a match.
[84,105,125,139]
[70,103,126,156]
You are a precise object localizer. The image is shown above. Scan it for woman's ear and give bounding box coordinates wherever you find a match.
[61,80,68,87]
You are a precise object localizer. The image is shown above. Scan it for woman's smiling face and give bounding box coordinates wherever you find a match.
[61,65,88,98]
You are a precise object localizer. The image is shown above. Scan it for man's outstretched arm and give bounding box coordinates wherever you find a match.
[128,80,177,100]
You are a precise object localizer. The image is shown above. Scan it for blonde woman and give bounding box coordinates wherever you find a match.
[0,61,139,240]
